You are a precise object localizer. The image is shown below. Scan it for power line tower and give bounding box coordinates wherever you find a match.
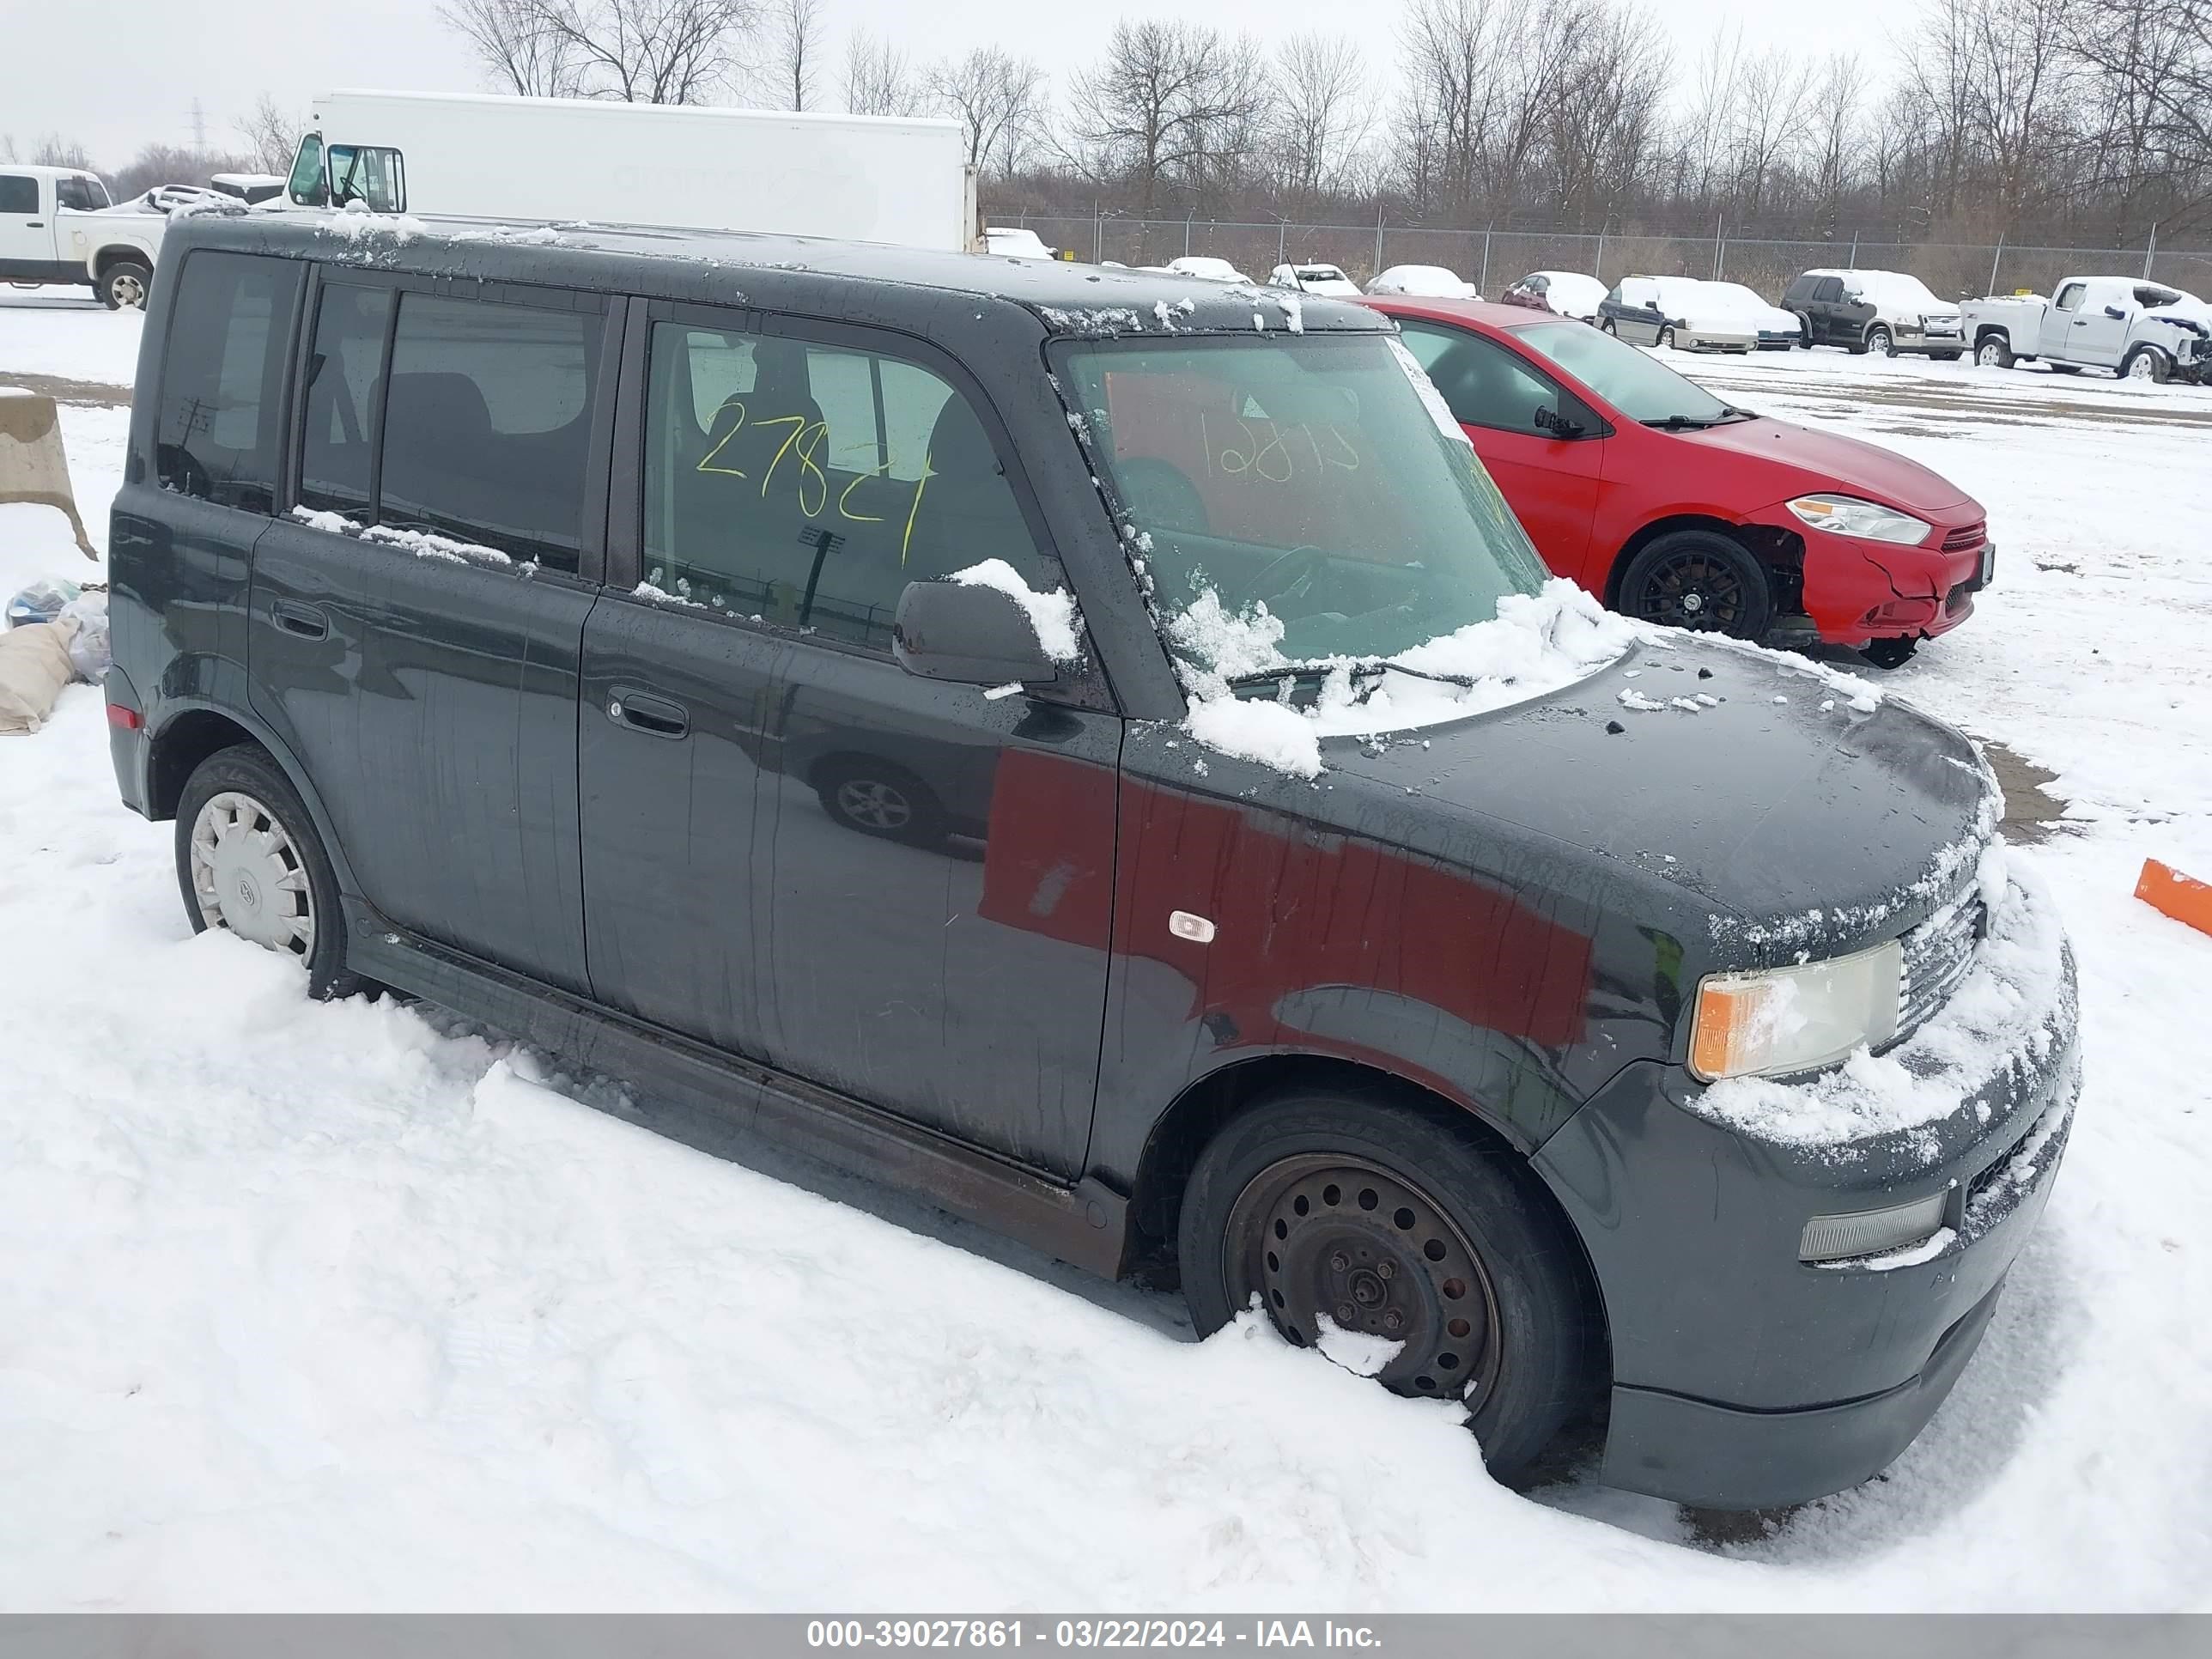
[189,99,208,152]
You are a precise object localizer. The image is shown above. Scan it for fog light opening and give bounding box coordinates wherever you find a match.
[1799,1190,1948,1263]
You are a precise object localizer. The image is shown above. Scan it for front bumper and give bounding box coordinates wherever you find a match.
[1753,506,1993,646]
[1895,322,1965,354]
[1534,874,2081,1510]
[1679,326,1756,352]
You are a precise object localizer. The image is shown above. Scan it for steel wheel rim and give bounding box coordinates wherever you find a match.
[836,777,911,830]
[1634,550,1746,630]
[112,272,146,307]
[189,790,315,958]
[2128,353,2155,380]
[1978,342,2002,366]
[1223,1152,1503,1406]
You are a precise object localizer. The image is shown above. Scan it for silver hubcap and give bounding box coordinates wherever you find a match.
[2129,355,2154,379]
[112,272,146,307]
[1979,344,2000,365]
[190,791,314,957]
[836,779,911,830]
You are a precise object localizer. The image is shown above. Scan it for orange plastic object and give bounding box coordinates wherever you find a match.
[2136,860,2212,938]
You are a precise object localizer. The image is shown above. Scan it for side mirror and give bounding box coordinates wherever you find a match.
[1534,406,1584,439]
[2104,305,2127,319]
[894,579,1057,687]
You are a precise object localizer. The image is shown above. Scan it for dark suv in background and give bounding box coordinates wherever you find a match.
[106,213,2078,1510]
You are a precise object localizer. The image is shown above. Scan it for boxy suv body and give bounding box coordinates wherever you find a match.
[107,213,2080,1510]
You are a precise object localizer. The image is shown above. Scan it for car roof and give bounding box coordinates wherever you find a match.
[2,164,101,181]
[173,210,1392,338]
[1358,295,1555,331]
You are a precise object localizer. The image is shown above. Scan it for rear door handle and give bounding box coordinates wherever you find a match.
[270,599,329,640]
[608,689,690,739]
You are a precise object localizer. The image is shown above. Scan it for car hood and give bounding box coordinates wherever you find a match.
[1677,416,1977,515]
[1328,637,1996,964]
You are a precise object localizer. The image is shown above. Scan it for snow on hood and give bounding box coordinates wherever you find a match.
[1175,579,1637,780]
[1690,848,2075,1160]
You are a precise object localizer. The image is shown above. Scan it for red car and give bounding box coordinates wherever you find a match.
[1364,296,1994,665]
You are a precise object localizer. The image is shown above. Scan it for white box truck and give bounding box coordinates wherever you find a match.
[283,89,981,252]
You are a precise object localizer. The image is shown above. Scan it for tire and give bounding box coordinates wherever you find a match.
[99,258,152,311]
[1618,529,1774,639]
[1599,317,1616,336]
[1861,635,1920,670]
[1656,325,1675,349]
[1867,325,1896,356]
[1930,351,1962,362]
[2121,345,2171,385]
[175,744,360,998]
[1975,336,2014,369]
[1178,1087,1597,1486]
[1792,313,1814,348]
[812,754,946,847]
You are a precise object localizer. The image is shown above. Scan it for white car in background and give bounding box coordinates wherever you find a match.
[1267,261,1361,297]
[1702,280,1808,349]
[1599,275,1755,353]
[1367,264,1480,299]
[1165,255,1250,283]
[1498,270,1607,322]
[984,226,1055,260]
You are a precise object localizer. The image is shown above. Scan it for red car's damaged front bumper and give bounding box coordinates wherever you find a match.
[1752,506,1996,647]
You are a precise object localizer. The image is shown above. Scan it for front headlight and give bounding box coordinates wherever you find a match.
[1689,941,1903,1081]
[1784,495,1933,544]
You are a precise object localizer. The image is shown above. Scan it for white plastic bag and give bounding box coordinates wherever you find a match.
[56,592,110,681]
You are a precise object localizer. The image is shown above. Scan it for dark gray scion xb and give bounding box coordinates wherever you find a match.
[106,212,2081,1510]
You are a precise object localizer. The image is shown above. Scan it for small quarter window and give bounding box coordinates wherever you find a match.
[155,252,301,512]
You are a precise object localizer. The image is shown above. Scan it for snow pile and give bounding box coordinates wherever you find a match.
[287,507,514,567]
[1036,306,1142,337]
[949,559,1082,661]
[1313,1314,1404,1378]
[1692,853,2077,1156]
[314,213,431,245]
[1172,578,1636,780]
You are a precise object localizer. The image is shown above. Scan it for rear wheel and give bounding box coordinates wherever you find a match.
[1792,313,1814,348]
[175,744,359,998]
[1179,1089,1596,1486]
[99,258,152,311]
[1976,336,2014,369]
[1618,530,1774,640]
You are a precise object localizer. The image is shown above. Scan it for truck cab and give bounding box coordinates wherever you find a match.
[0,165,166,309]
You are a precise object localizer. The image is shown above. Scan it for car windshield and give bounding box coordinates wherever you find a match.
[1054,333,1548,674]
[1855,272,1944,310]
[1706,283,1772,312]
[1510,320,1733,424]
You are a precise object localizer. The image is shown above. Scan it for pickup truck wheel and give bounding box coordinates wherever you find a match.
[175,744,361,999]
[1866,325,1896,356]
[99,259,152,311]
[1179,1089,1596,1487]
[2122,346,2171,384]
[1976,337,2014,369]
[1619,530,1774,640]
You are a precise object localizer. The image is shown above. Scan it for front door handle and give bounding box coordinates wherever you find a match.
[270,599,329,640]
[608,689,690,738]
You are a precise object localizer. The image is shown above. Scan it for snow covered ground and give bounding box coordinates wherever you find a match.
[2,290,2209,1610]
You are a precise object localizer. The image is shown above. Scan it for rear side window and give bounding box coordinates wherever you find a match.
[641,320,1057,653]
[55,176,108,211]
[298,283,392,518]
[0,174,36,215]
[1397,322,1567,436]
[376,293,601,570]
[155,251,301,512]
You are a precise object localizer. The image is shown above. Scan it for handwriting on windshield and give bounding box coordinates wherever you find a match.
[1198,413,1362,483]
[697,398,933,562]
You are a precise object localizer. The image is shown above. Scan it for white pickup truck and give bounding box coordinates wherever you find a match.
[1962,275,2212,384]
[0,165,166,309]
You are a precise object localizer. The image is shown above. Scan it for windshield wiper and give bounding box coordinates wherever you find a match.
[1641,406,1755,430]
[1224,659,1479,702]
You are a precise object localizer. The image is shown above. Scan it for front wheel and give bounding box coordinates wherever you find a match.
[175,744,359,997]
[1656,325,1676,349]
[1599,317,1617,336]
[1179,1090,1597,1486]
[2122,346,2171,384]
[1976,336,2014,369]
[1618,530,1774,639]
[1867,325,1896,356]
[99,258,152,311]
[1862,635,1920,670]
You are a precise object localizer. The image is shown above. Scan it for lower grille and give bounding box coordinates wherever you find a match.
[1899,896,1985,1038]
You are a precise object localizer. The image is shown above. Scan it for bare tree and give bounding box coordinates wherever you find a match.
[1802,54,1869,225]
[1068,21,1269,211]
[1268,34,1372,210]
[440,0,585,96]
[32,136,98,172]
[766,0,827,111]
[535,0,762,104]
[236,94,302,175]
[844,29,927,117]
[928,47,1047,175]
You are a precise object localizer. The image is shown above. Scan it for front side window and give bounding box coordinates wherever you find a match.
[1814,277,1845,302]
[1397,321,1569,436]
[155,252,301,511]
[287,135,325,206]
[1056,332,1547,672]
[298,283,392,518]
[327,145,404,213]
[377,292,600,569]
[0,174,37,216]
[2055,283,2086,312]
[642,321,1059,652]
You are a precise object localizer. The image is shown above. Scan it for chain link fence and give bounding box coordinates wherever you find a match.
[999,213,2212,301]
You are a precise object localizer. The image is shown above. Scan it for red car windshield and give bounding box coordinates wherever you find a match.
[1510,320,1734,426]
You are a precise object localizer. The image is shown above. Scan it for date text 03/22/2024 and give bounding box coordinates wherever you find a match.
[805,1620,1382,1649]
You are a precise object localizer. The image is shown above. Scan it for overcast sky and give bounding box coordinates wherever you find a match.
[3,0,1925,175]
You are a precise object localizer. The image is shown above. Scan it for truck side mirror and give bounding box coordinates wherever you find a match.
[2103,305,2127,320]
[893,579,1057,687]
